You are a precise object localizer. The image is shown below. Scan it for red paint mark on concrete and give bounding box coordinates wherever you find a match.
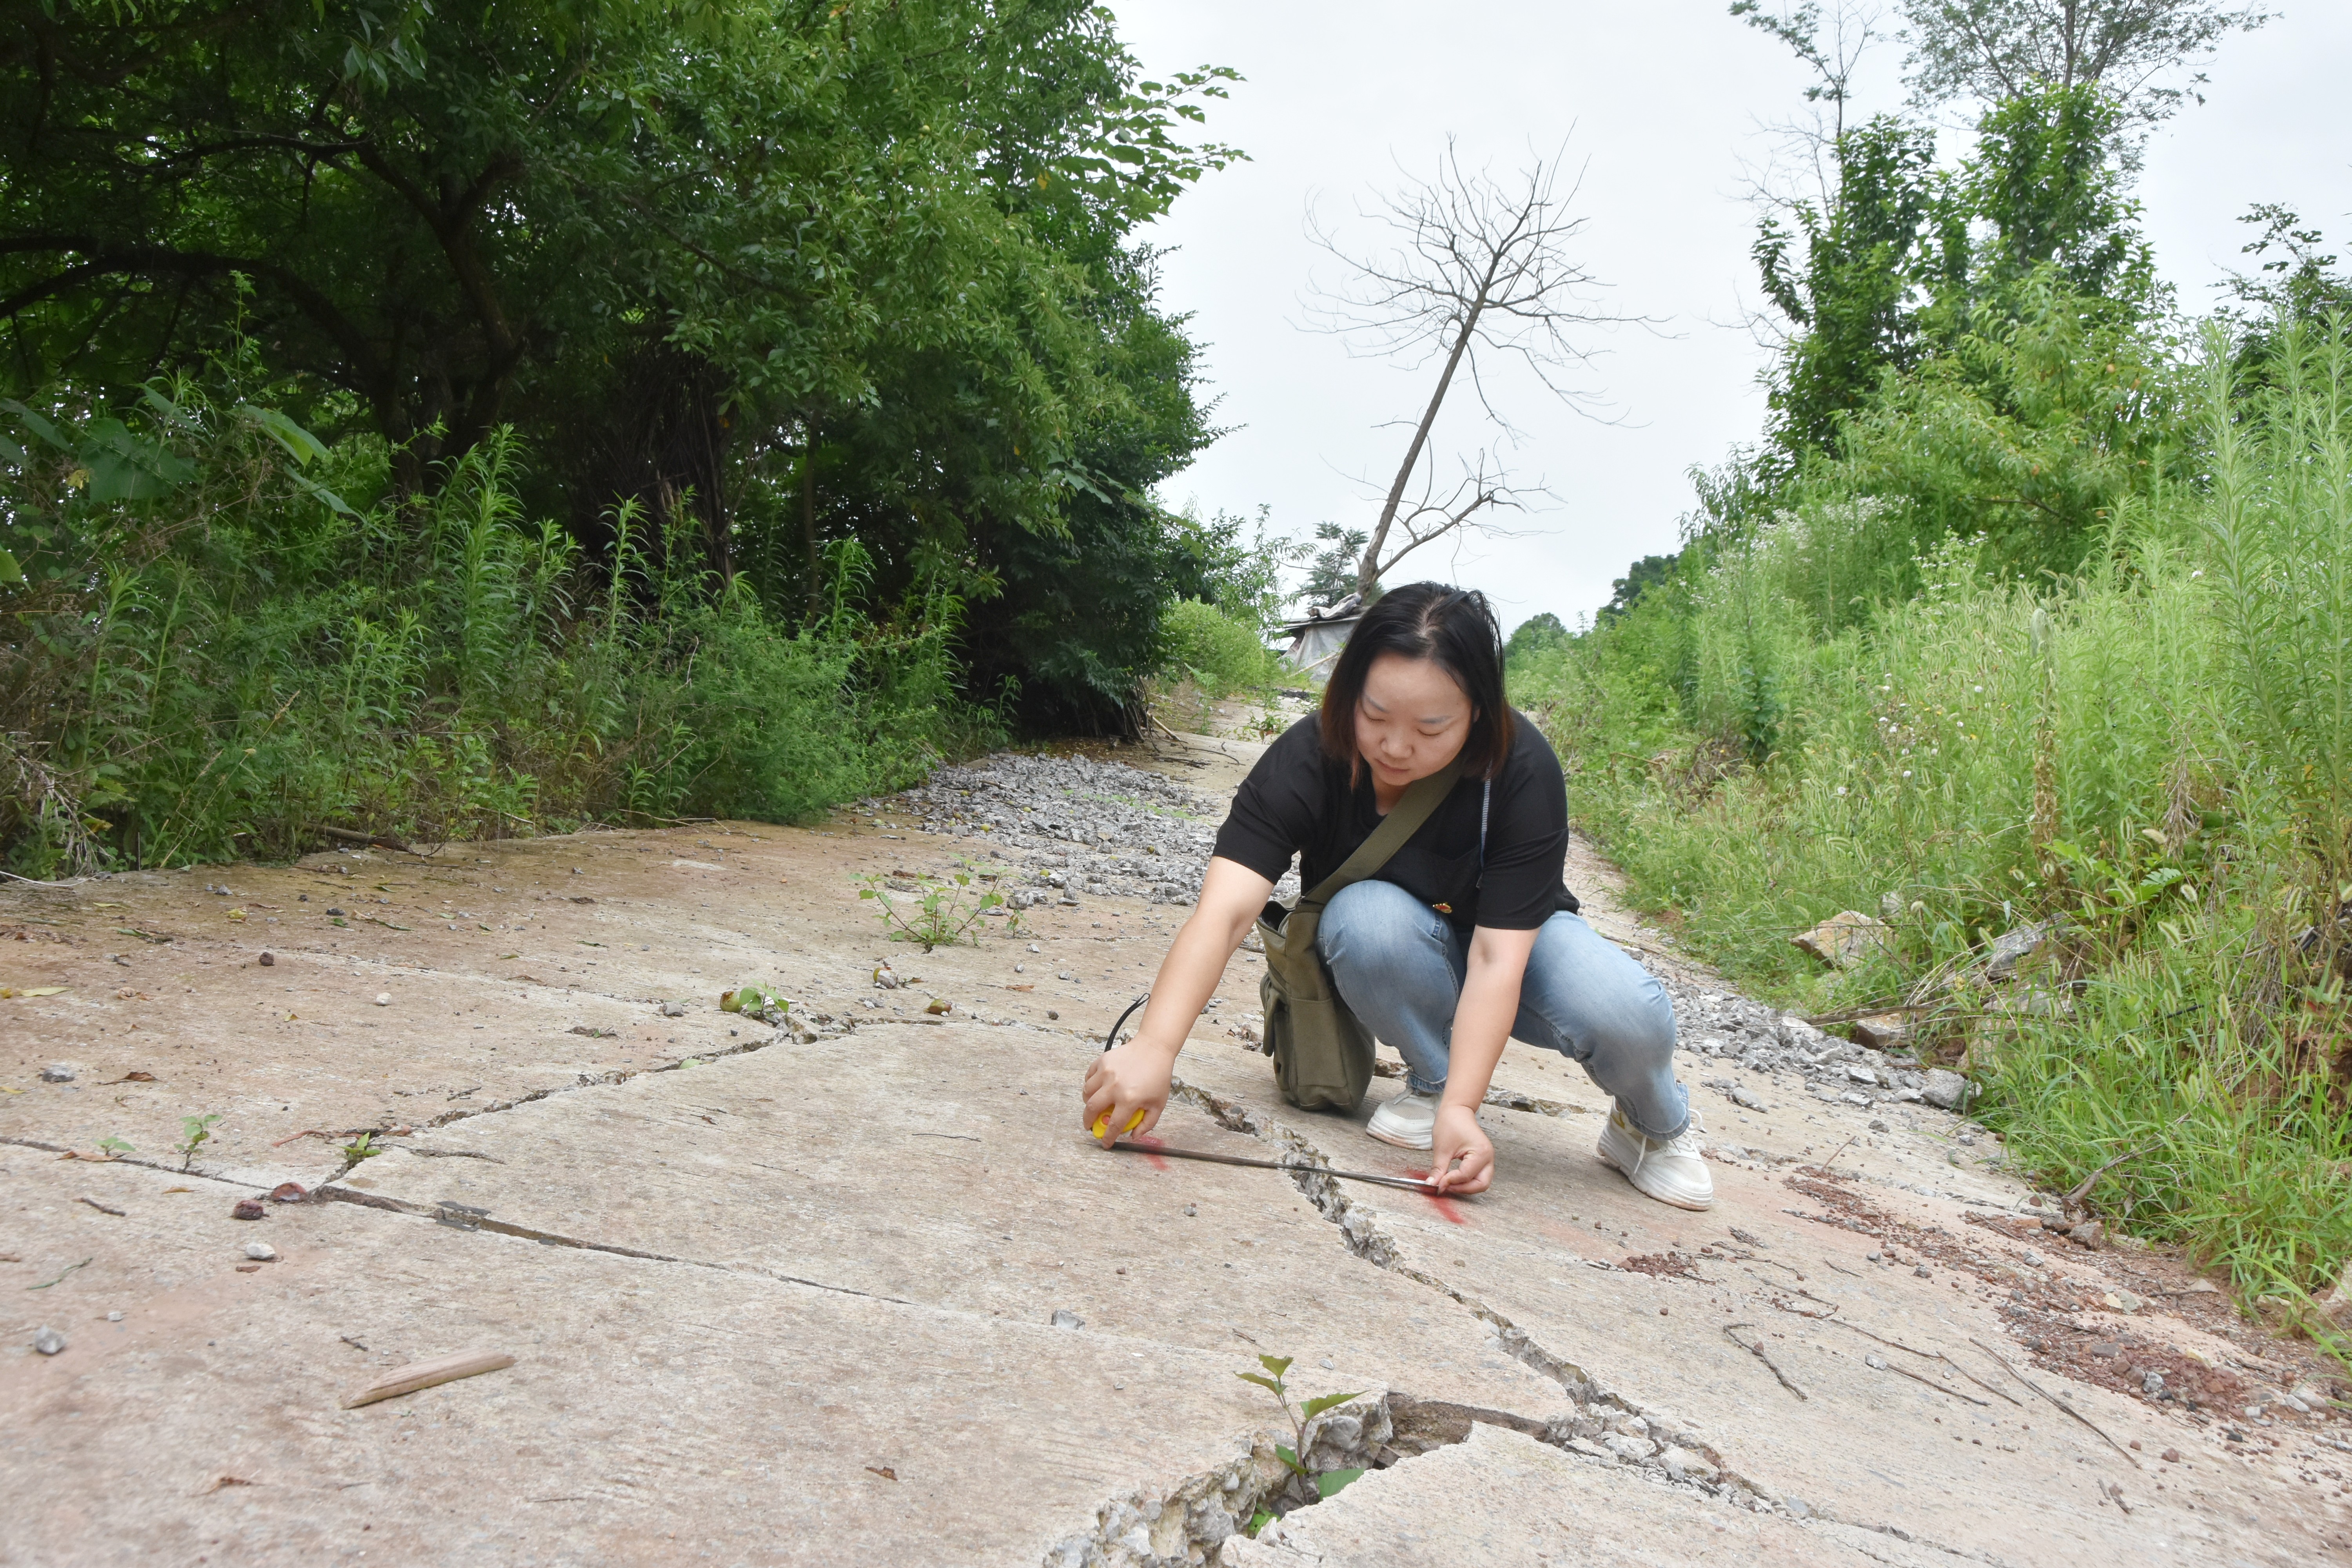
[1405,1169,1468,1225]
[1125,1132,1171,1172]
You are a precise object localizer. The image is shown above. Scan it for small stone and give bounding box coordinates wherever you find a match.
[1851,1013,1911,1051]
[659,1000,686,1018]
[2021,1249,2043,1267]
[1181,1204,1197,1217]
[270,1182,307,1202]
[1869,1118,1889,1132]
[1865,1353,1889,1369]
[327,907,347,917]
[1914,1264,1932,1278]
[243,1242,277,1261]
[1658,1444,1716,1483]
[232,1199,267,1221]
[106,1311,123,1322]
[1047,1010,1059,1020]
[373,992,390,1007]
[1050,1308,1083,1330]
[1846,1064,1880,1085]
[258,952,275,967]
[1319,1357,1335,1370]
[1917,1069,1970,1110]
[1601,1432,1656,1463]
[39,1064,74,1083]
[2161,1448,2181,1463]
[32,1326,66,1355]
[1789,911,1888,969]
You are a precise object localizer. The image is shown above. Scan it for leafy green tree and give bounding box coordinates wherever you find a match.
[0,0,1247,724]
[1900,0,2271,130]
[1504,612,1568,661]
[1933,85,2152,319]
[1752,115,1943,465]
[1599,556,1679,623]
[1297,523,1370,610]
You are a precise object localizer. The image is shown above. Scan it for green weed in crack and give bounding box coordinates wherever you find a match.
[172,1113,218,1171]
[1233,1353,1367,1532]
[853,864,1008,950]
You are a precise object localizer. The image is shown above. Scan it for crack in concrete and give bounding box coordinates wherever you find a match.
[312,1183,916,1304]
[1152,1080,2037,1567]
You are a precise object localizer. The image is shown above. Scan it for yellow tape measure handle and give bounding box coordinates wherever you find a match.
[1092,1109,1147,1139]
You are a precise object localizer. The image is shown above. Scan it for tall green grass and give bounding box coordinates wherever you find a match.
[1,376,994,876]
[1517,325,2352,1322]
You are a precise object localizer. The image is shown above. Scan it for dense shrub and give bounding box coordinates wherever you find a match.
[0,379,989,876]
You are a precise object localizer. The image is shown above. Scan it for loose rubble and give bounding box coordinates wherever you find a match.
[871,751,1292,908]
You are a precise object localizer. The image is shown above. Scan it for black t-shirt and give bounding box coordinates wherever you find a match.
[1212,712,1579,932]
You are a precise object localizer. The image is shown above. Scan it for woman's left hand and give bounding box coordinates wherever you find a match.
[1428,1103,1494,1194]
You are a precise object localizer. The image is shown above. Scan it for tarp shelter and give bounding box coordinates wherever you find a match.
[1278,593,1364,682]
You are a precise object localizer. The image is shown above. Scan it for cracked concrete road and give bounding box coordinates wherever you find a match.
[5,743,2350,1566]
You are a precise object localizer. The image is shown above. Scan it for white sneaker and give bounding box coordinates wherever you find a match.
[1595,1101,1714,1210]
[1367,1089,1439,1150]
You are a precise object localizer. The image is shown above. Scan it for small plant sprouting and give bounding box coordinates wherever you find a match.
[173,1114,219,1171]
[96,1136,136,1159]
[1234,1354,1367,1533]
[852,864,1005,951]
[341,1131,385,1164]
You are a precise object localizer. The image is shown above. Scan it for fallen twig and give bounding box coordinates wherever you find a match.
[342,1349,515,1409]
[1724,1322,1808,1400]
[1969,1336,2139,1468]
[314,825,417,853]
[1818,1320,2024,1407]
[25,1257,91,1290]
[75,1196,125,1217]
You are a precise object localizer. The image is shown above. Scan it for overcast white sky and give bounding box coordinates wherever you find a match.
[1109,1,2352,635]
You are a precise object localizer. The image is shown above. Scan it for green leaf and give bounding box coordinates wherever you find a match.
[1233,1372,1283,1394]
[289,470,357,516]
[0,548,21,586]
[1300,1390,1365,1421]
[1,400,68,450]
[1274,1444,1305,1476]
[1246,1510,1274,1538]
[1256,1354,1294,1377]
[1314,1466,1365,1499]
[239,403,330,467]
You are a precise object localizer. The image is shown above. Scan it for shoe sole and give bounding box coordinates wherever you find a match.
[1596,1141,1715,1211]
[1367,1122,1434,1151]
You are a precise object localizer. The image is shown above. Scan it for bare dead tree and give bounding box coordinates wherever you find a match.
[1305,142,1629,600]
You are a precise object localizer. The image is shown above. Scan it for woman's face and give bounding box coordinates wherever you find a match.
[1353,652,1474,792]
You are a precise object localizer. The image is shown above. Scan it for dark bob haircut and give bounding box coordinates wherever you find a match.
[1319,582,1514,780]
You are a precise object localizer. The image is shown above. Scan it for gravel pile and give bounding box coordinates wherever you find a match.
[1661,980,1962,1109]
[868,750,1299,909]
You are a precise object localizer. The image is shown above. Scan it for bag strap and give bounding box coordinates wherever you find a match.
[1298,759,1464,909]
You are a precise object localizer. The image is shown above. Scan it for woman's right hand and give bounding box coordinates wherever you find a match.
[1082,1040,1176,1147]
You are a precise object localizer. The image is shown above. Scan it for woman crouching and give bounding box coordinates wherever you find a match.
[1080,582,1709,1205]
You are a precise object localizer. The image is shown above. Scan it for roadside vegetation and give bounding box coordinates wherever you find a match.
[1512,4,2352,1334]
[0,0,1254,872]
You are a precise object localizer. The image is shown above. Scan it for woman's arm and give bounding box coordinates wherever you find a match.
[1081,855,1274,1147]
[1429,924,1540,1193]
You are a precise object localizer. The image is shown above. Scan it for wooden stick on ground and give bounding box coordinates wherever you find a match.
[342,1350,515,1409]
[1969,1336,2139,1467]
[1724,1323,1808,1401]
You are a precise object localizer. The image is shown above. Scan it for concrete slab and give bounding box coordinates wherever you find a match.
[0,1153,1307,1566]
[7,764,2347,1567]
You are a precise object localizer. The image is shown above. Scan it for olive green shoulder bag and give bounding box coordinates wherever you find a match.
[1253,761,1462,1113]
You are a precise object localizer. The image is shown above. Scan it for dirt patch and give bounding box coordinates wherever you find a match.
[1620,1251,1704,1280]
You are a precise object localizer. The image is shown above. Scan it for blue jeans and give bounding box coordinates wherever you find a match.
[1316,878,1691,1140]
